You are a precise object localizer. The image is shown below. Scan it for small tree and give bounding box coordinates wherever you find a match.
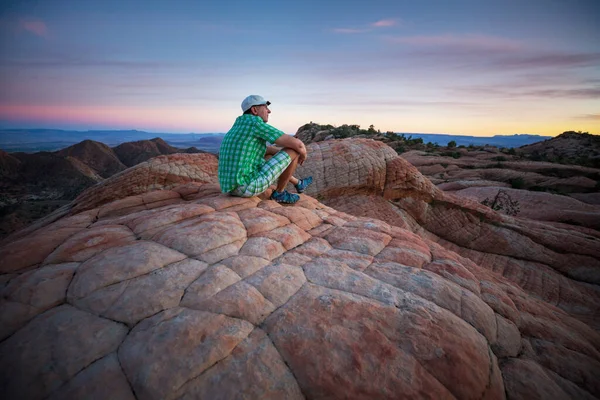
[481,190,520,216]
[448,140,457,148]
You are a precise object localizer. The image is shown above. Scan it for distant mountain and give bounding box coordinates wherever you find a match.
[113,137,205,167]
[0,129,225,153]
[395,133,552,148]
[0,127,553,153]
[55,139,126,178]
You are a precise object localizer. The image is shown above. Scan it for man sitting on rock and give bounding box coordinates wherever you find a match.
[218,95,313,204]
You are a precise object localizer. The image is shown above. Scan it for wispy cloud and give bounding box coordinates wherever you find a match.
[453,85,600,100]
[493,53,600,69]
[333,18,398,34]
[0,54,173,70]
[574,114,600,120]
[387,34,521,52]
[332,28,368,34]
[372,19,397,28]
[19,18,47,37]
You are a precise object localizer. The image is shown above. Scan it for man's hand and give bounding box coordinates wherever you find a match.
[298,142,307,165]
[275,134,308,164]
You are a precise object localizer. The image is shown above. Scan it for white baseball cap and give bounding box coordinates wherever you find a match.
[241,95,271,112]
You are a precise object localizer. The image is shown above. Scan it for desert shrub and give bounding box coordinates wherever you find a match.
[509,177,525,189]
[481,189,520,216]
[507,148,516,155]
[441,163,449,168]
[492,156,507,162]
[395,145,406,154]
[404,136,423,145]
[442,151,461,159]
[529,150,546,162]
[447,140,457,148]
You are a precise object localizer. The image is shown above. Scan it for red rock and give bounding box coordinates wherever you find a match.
[44,225,137,264]
[0,138,598,399]
[71,153,218,213]
[174,329,303,399]
[47,353,135,400]
[0,305,128,400]
[237,207,290,235]
[265,284,503,400]
[118,308,254,400]
[0,226,83,273]
[152,211,246,257]
[245,263,307,307]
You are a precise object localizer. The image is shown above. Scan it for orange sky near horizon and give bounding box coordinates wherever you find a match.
[1,103,597,137]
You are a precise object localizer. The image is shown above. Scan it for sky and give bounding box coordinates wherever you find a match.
[0,0,599,136]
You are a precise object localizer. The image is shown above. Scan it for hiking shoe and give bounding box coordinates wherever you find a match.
[270,190,300,204]
[295,176,313,193]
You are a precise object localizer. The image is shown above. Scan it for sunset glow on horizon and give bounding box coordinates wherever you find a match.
[1,0,599,137]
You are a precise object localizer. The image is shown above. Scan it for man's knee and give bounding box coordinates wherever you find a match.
[283,148,299,159]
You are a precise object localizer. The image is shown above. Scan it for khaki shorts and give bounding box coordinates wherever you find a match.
[230,151,292,197]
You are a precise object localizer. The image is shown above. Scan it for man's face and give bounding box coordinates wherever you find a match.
[253,104,270,122]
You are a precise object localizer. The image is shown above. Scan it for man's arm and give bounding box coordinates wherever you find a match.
[265,146,280,156]
[274,134,308,165]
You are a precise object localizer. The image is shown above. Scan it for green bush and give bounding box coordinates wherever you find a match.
[509,177,525,189]
[447,140,457,148]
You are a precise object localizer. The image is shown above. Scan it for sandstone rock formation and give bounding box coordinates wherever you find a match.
[450,186,600,229]
[70,153,219,215]
[296,140,600,324]
[401,149,600,194]
[1,140,599,399]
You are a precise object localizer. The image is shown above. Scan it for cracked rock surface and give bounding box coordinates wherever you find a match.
[1,139,599,400]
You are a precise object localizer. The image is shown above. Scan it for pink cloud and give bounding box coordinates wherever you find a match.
[333,18,398,34]
[19,18,48,37]
[372,19,396,28]
[388,34,521,51]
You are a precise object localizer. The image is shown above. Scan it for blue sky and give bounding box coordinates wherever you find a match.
[1,0,599,136]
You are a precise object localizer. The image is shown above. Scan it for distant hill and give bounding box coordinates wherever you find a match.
[519,131,600,168]
[0,137,205,239]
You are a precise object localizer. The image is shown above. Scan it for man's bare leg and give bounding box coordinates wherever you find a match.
[276,149,299,192]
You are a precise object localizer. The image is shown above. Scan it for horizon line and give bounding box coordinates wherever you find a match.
[0,126,559,138]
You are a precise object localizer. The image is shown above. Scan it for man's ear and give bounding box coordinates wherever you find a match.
[250,106,257,115]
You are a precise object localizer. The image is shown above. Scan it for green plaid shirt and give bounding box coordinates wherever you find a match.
[218,114,285,193]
